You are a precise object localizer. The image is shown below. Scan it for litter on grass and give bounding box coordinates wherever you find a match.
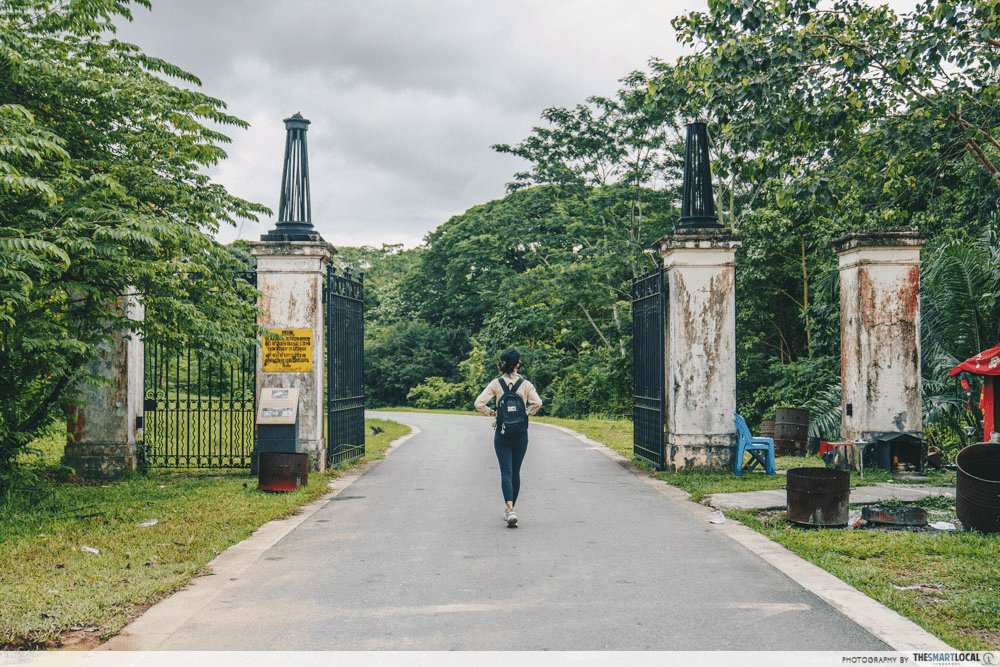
[928,521,957,531]
[892,582,943,592]
[707,510,726,524]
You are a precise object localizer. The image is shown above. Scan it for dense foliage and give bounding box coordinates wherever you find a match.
[0,0,267,480]
[360,0,999,446]
[360,184,677,416]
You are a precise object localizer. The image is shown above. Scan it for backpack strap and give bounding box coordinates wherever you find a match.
[498,376,523,392]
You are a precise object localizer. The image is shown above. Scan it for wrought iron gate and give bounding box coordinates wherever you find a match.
[325,266,365,467]
[632,267,666,469]
[142,272,257,468]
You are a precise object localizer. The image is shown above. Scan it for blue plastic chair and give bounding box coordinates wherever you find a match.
[734,413,775,476]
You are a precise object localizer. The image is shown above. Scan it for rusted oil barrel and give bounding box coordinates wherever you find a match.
[759,419,775,439]
[786,467,850,526]
[259,452,309,492]
[956,443,1000,534]
[774,407,809,456]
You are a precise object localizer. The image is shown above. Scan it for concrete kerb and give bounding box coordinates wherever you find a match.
[540,423,954,653]
[97,426,422,651]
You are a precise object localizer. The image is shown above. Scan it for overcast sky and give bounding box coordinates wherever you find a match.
[113,1,708,249]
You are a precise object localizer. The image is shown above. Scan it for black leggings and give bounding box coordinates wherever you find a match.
[493,430,528,505]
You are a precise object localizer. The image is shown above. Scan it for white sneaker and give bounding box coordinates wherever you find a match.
[505,509,518,527]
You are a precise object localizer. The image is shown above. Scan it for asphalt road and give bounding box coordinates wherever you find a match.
[104,412,905,651]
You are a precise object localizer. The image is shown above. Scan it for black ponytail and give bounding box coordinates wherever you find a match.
[498,348,520,375]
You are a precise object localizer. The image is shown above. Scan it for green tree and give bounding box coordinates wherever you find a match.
[921,219,1000,446]
[667,0,1000,202]
[494,70,682,281]
[644,0,999,431]
[0,0,268,476]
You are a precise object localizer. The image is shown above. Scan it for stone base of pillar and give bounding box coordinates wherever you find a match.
[666,433,736,472]
[302,440,327,472]
[63,443,136,480]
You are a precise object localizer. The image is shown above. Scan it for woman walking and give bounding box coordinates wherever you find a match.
[475,348,543,527]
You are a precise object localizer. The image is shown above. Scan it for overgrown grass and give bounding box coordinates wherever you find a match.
[0,418,409,650]
[534,415,636,460]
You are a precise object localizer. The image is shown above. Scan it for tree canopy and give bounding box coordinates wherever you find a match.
[365,0,999,448]
[1,0,268,474]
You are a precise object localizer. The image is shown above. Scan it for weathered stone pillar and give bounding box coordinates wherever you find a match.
[656,228,742,471]
[834,228,926,441]
[63,296,143,478]
[250,241,334,471]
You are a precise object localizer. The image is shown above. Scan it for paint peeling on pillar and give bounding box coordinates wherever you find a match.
[900,265,920,320]
[657,230,741,471]
[833,228,926,441]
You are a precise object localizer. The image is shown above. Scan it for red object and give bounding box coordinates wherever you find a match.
[818,441,848,456]
[259,452,308,492]
[982,382,995,440]
[950,342,1000,376]
[950,343,1000,441]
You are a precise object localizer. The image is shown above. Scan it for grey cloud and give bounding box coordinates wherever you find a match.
[113,0,698,248]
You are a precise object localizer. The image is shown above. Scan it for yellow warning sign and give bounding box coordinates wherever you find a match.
[262,329,313,372]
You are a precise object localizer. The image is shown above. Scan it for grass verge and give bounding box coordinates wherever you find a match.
[0,418,409,650]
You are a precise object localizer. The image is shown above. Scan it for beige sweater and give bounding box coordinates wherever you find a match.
[474,373,543,419]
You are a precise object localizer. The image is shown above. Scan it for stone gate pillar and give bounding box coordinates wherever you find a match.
[62,295,143,478]
[250,241,334,471]
[834,228,926,441]
[656,228,742,470]
[250,112,333,471]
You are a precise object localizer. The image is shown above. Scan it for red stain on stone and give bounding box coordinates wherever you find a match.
[899,265,920,320]
[859,267,876,327]
[67,408,86,444]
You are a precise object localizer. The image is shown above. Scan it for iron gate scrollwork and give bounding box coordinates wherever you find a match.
[325,265,365,467]
[632,267,666,469]
[142,271,257,468]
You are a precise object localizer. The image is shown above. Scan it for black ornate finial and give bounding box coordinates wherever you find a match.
[261,112,323,242]
[677,121,721,230]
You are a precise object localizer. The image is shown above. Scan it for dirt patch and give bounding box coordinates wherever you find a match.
[58,629,104,650]
[958,628,1000,650]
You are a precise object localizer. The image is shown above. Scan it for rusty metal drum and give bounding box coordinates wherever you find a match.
[774,407,809,456]
[259,452,309,492]
[956,443,1000,534]
[786,467,850,526]
[759,419,775,439]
